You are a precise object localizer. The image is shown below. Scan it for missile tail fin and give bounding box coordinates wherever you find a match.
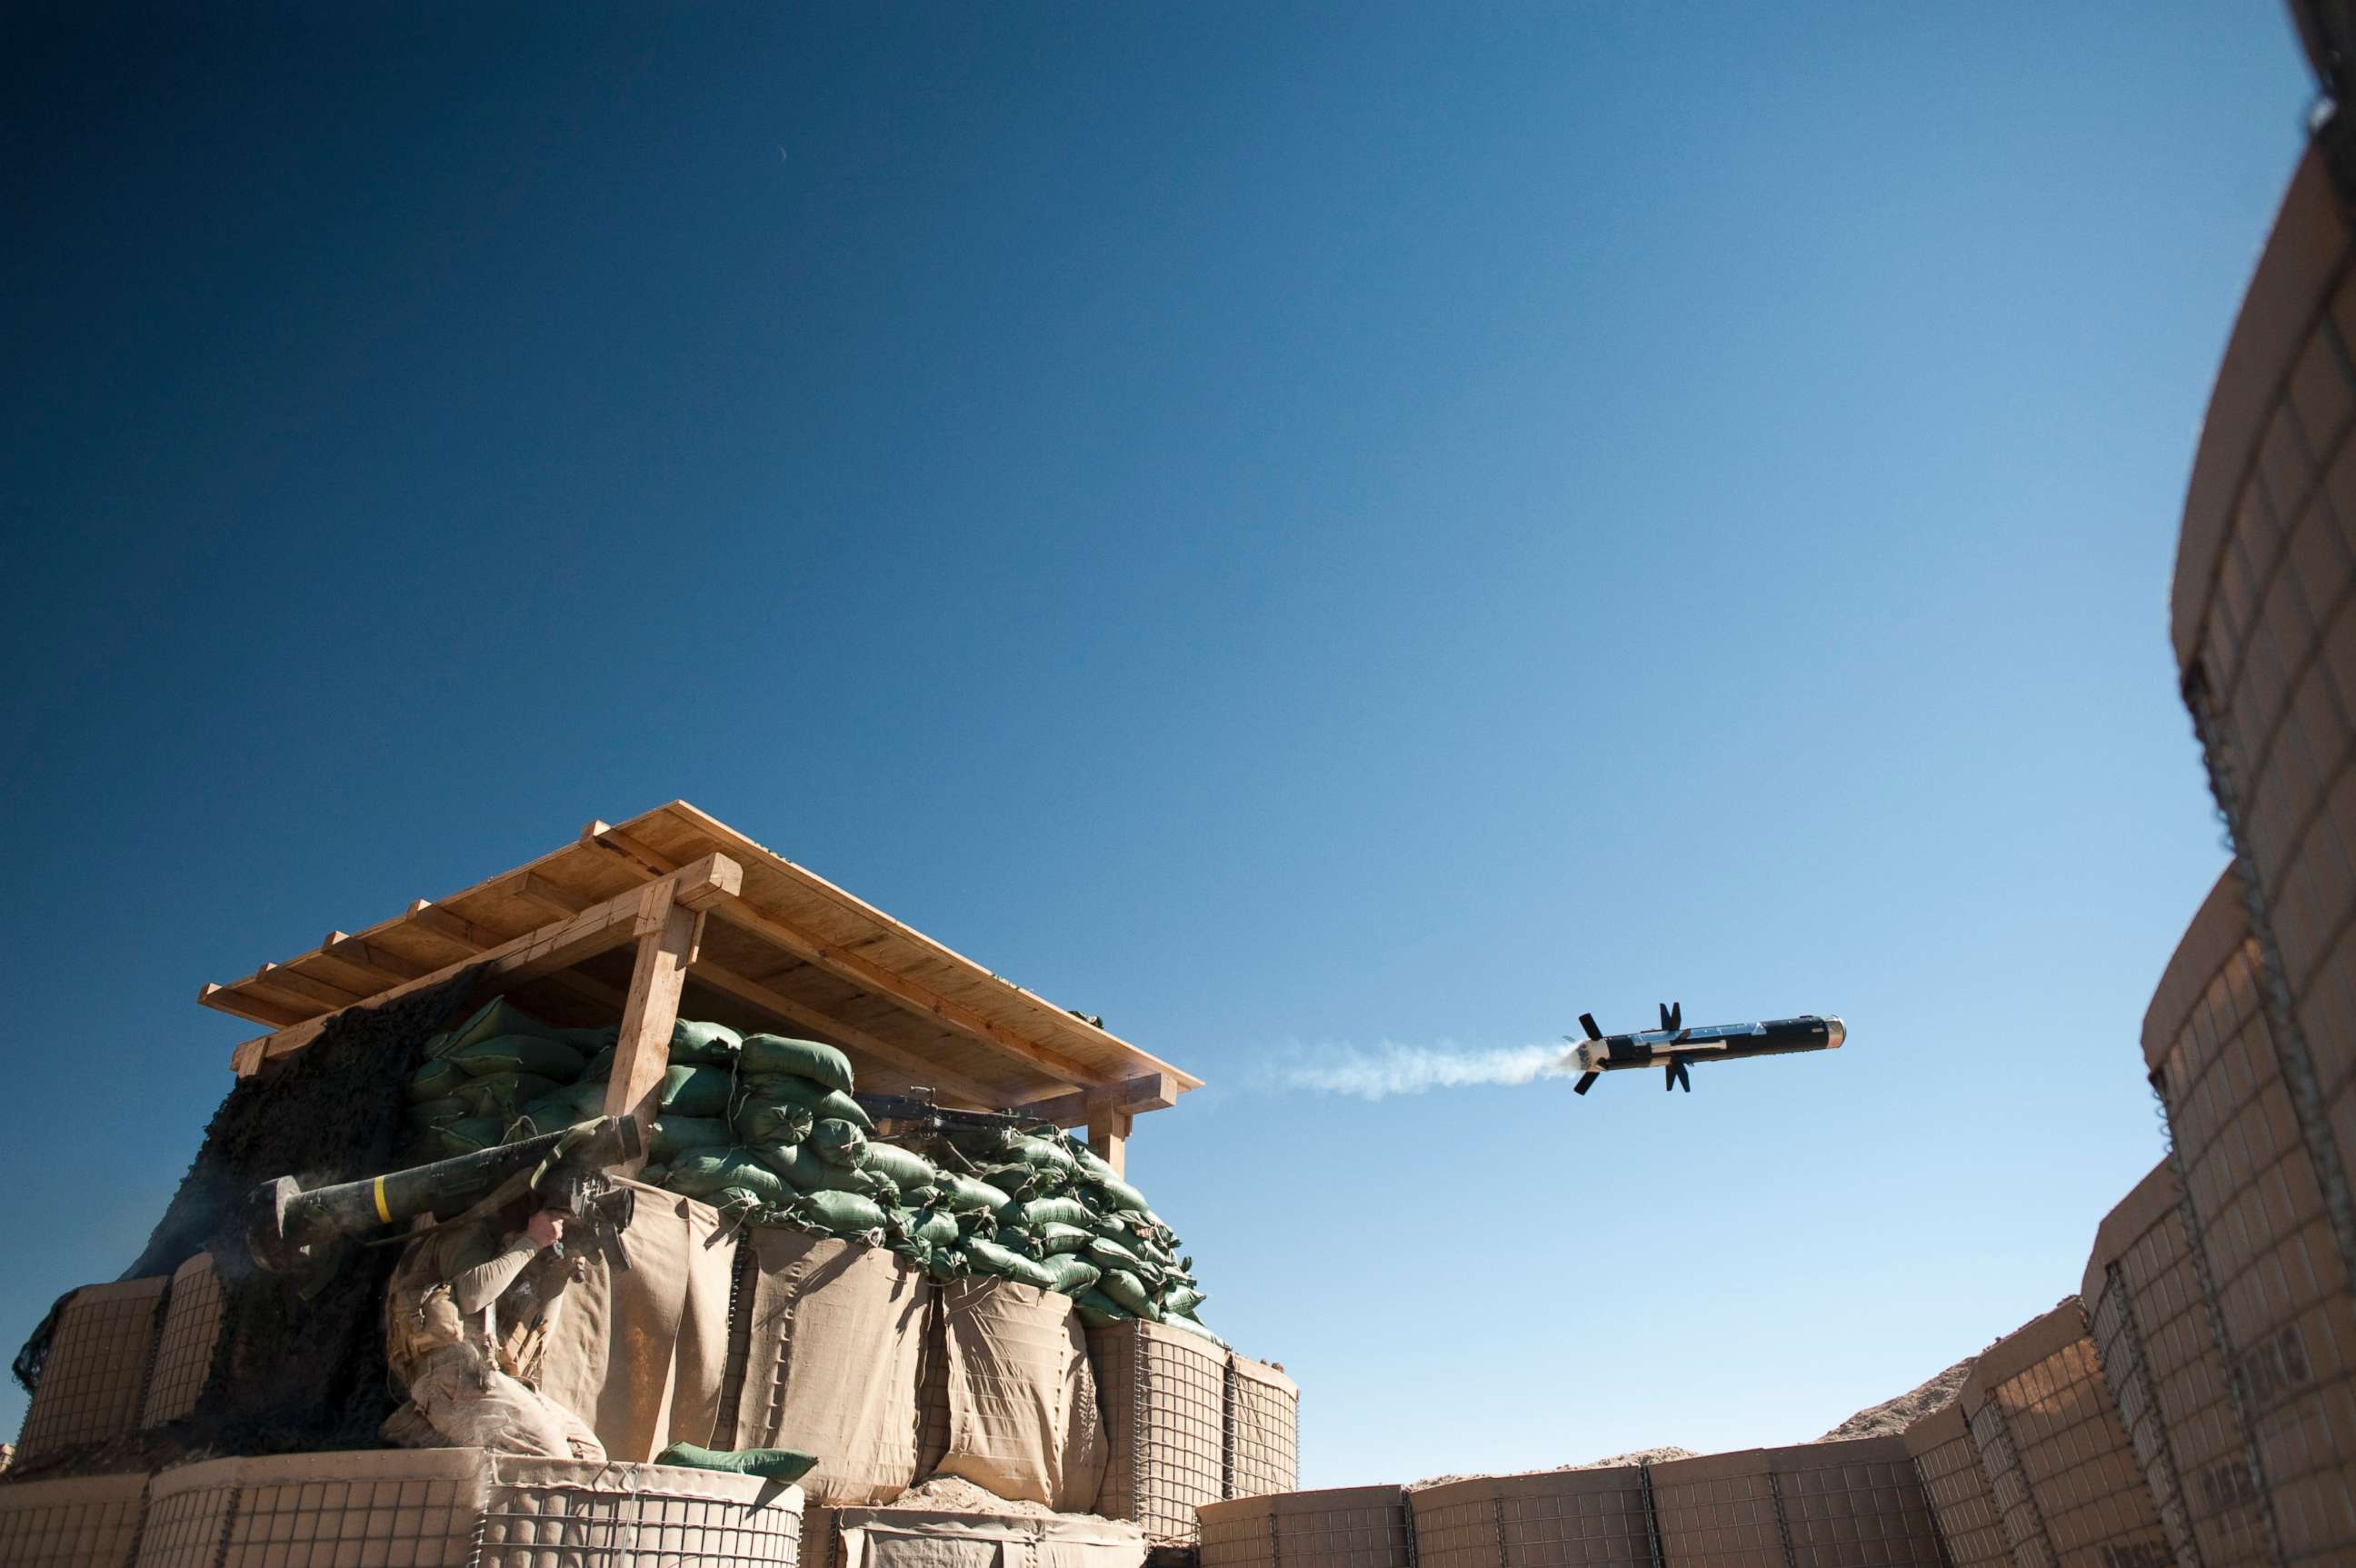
[1578,1013,1602,1041]
[1661,1002,1682,1032]
[1572,1072,1599,1096]
[1665,1056,1692,1094]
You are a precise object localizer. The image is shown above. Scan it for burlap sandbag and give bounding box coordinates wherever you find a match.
[534,1180,736,1461]
[937,1278,1107,1512]
[731,1227,932,1504]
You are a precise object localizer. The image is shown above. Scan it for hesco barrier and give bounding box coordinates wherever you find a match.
[1199,1485,1411,1568]
[0,1473,149,1568]
[833,1503,1143,1568]
[1089,1319,1229,1541]
[2083,1160,2273,1568]
[1226,1356,1301,1501]
[1408,1468,1656,1568]
[2170,133,2356,1563]
[1899,1400,2012,1568]
[125,1448,802,1568]
[1961,1300,2168,1568]
[1650,1438,1941,1568]
[2145,867,2356,1564]
[15,1279,168,1460]
[139,1255,223,1431]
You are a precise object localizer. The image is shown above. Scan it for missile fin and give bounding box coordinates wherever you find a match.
[1572,1072,1599,1096]
[1661,1002,1682,1032]
[1665,1056,1692,1093]
[1578,1013,1602,1041]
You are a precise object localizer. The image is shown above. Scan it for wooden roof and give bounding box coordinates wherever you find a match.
[204,801,1199,1120]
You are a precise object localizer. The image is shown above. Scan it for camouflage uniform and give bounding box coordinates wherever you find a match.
[381,1205,604,1460]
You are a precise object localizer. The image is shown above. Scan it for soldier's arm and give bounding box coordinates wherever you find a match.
[445,1233,544,1314]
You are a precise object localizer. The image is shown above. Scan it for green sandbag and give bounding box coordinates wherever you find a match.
[671,1019,744,1064]
[1033,1223,1095,1255]
[1000,1196,1095,1231]
[438,997,567,1057]
[1071,1143,1120,1185]
[935,1174,1013,1214]
[1037,1255,1102,1294]
[583,1045,614,1083]
[754,1144,895,1200]
[738,1034,854,1094]
[1097,1268,1161,1320]
[452,1072,563,1118]
[448,1034,586,1082]
[660,1064,735,1117]
[408,1095,472,1126]
[794,1190,889,1235]
[810,1119,868,1167]
[862,1143,936,1193]
[411,1116,504,1160]
[639,1163,670,1186]
[903,1209,961,1249]
[1087,1237,1154,1279]
[1087,1172,1151,1214]
[667,1149,788,1207]
[741,1074,871,1130]
[963,1238,1057,1289]
[1001,1134,1078,1175]
[656,1441,818,1483]
[408,1059,469,1103]
[1073,1289,1133,1329]
[651,1116,733,1162]
[736,1102,816,1146]
[556,1023,620,1050]
[980,1162,1065,1198]
[1164,1313,1226,1348]
[1163,1284,1207,1317]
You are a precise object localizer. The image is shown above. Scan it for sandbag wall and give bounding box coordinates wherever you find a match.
[2142,868,2356,1564]
[2081,1160,2273,1568]
[1899,1401,2012,1568]
[2166,125,2356,1566]
[1959,1299,2169,1568]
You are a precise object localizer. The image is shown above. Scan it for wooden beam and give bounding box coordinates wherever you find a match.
[237,963,372,1014]
[199,982,309,1029]
[1086,1109,1132,1177]
[314,932,433,985]
[1020,1071,1183,1131]
[224,854,744,1074]
[601,878,700,1154]
[685,960,1008,1109]
[705,900,1113,1089]
[407,900,505,952]
[508,871,592,920]
[582,820,675,880]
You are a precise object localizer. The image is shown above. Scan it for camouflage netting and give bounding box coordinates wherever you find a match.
[8,967,483,1476]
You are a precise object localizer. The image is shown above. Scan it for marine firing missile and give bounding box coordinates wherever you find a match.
[1561,1005,1845,1096]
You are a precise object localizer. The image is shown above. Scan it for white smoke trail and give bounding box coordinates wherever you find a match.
[1267,1042,1574,1101]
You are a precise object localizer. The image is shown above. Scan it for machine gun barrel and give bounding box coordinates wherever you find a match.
[244,1114,642,1276]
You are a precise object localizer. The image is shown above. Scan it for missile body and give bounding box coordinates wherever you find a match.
[1562,1008,1845,1095]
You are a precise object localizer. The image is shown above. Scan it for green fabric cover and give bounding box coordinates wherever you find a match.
[738,1034,854,1094]
[447,1034,586,1082]
[655,1442,818,1483]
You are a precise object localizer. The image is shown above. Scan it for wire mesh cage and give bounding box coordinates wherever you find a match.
[1901,1401,2012,1568]
[140,1254,225,1432]
[0,1473,149,1568]
[1202,1486,1411,1568]
[1087,1319,1228,1542]
[1225,1357,1300,1503]
[16,1279,168,1460]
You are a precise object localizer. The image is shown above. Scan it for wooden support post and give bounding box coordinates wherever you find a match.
[1086,1108,1131,1178]
[603,879,704,1147]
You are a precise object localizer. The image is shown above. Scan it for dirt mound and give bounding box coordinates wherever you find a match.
[1408,1447,1696,1489]
[1816,1358,1971,1442]
[888,1474,1061,1518]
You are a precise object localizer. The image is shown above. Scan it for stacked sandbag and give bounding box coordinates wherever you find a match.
[399,996,620,1162]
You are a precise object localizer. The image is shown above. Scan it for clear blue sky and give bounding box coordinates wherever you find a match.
[0,4,2314,1480]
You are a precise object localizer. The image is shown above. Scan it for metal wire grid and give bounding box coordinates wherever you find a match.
[217,1473,480,1568]
[799,1504,834,1568]
[1200,1503,1282,1568]
[1226,1361,1300,1502]
[0,1475,148,1568]
[1910,1429,2013,1568]
[1968,1393,2059,1568]
[1408,1485,1506,1568]
[1983,1340,2171,1568]
[135,1477,240,1568]
[1283,1496,1414,1568]
[713,1234,757,1449]
[1649,1468,1789,1568]
[143,1256,225,1430]
[1494,1480,1652,1568]
[475,1475,802,1568]
[1772,1459,1942,1568]
[15,1281,168,1457]
[1089,1322,1227,1542]
[2157,923,2356,1562]
[2101,1194,2283,1568]
[2087,1269,2200,1568]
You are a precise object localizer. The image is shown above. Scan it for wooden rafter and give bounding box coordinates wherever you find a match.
[685,961,1008,1108]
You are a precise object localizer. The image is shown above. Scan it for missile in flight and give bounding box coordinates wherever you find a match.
[1562,1005,1845,1096]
